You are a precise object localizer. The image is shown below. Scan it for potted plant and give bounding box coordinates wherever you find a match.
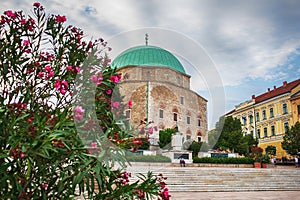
[250,147,263,168]
[261,154,270,168]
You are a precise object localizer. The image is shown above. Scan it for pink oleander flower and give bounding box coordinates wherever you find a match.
[90,75,97,82]
[75,66,80,73]
[96,77,103,85]
[42,183,48,189]
[91,142,97,148]
[128,100,133,107]
[106,90,112,95]
[61,80,68,88]
[44,65,51,72]
[33,2,41,8]
[38,72,44,78]
[56,15,66,23]
[60,88,66,95]
[66,65,73,71]
[23,40,30,46]
[4,10,17,19]
[148,127,153,134]
[54,79,61,90]
[110,75,119,83]
[48,70,54,78]
[133,139,142,145]
[74,106,84,122]
[75,105,85,114]
[20,18,26,25]
[112,101,120,108]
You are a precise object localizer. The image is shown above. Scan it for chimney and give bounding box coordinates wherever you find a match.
[268,88,271,93]
[252,95,255,99]
[283,81,287,87]
[273,86,276,90]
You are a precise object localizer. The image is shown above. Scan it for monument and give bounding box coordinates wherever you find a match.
[162,129,193,164]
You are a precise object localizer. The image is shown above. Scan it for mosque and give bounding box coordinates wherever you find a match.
[111,38,207,146]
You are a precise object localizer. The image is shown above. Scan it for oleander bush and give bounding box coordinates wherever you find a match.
[0,3,171,199]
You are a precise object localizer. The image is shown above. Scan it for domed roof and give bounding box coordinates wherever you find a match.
[111,45,186,74]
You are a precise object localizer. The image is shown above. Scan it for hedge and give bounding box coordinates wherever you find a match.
[126,155,171,163]
[193,157,254,164]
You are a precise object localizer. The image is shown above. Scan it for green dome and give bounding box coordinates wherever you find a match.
[111,45,185,74]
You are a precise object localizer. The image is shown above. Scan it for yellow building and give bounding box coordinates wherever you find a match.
[227,79,300,158]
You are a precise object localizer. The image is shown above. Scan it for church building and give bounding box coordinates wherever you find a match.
[111,43,207,145]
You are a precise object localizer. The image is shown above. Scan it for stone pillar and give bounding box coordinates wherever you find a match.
[172,132,183,151]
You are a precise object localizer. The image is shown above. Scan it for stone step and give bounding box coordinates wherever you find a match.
[125,164,300,192]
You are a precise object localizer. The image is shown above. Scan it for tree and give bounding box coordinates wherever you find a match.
[215,116,244,153]
[282,122,300,156]
[188,141,203,157]
[237,134,258,156]
[158,128,176,149]
[265,145,276,156]
[208,129,219,149]
[0,3,170,199]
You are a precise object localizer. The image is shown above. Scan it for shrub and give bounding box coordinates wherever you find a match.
[193,157,254,164]
[127,155,171,163]
[158,128,176,149]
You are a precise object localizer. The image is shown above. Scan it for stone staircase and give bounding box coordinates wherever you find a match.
[125,163,300,192]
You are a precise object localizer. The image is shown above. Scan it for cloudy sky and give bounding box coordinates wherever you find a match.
[2,0,300,129]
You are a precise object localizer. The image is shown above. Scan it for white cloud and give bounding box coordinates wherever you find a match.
[2,0,300,128]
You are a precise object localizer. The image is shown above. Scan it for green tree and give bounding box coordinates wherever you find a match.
[237,134,258,156]
[265,145,276,156]
[158,128,176,149]
[215,116,244,153]
[208,129,219,149]
[282,122,300,155]
[188,141,203,157]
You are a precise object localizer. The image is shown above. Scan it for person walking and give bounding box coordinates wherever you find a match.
[295,157,299,168]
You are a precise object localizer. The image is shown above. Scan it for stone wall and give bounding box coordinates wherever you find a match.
[117,66,207,142]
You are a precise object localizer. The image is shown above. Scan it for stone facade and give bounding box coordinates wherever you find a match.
[117,66,207,143]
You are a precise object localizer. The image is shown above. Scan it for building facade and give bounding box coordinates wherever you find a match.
[112,45,208,145]
[227,79,300,158]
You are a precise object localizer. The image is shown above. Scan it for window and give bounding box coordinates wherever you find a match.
[159,109,164,118]
[146,71,150,80]
[270,108,274,118]
[198,119,201,127]
[125,110,131,119]
[264,127,268,138]
[256,112,260,122]
[242,116,247,125]
[173,113,178,122]
[197,137,202,142]
[180,96,184,105]
[284,122,289,133]
[249,115,253,124]
[186,135,191,140]
[297,105,300,115]
[283,103,287,114]
[257,129,261,138]
[177,76,180,85]
[271,125,275,136]
[262,110,266,120]
[187,116,190,125]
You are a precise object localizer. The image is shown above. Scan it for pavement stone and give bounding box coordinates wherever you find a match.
[171,191,300,200]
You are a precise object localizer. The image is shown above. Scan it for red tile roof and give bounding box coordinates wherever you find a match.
[254,79,300,104]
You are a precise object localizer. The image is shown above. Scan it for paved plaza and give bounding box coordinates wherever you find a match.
[171,191,300,200]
